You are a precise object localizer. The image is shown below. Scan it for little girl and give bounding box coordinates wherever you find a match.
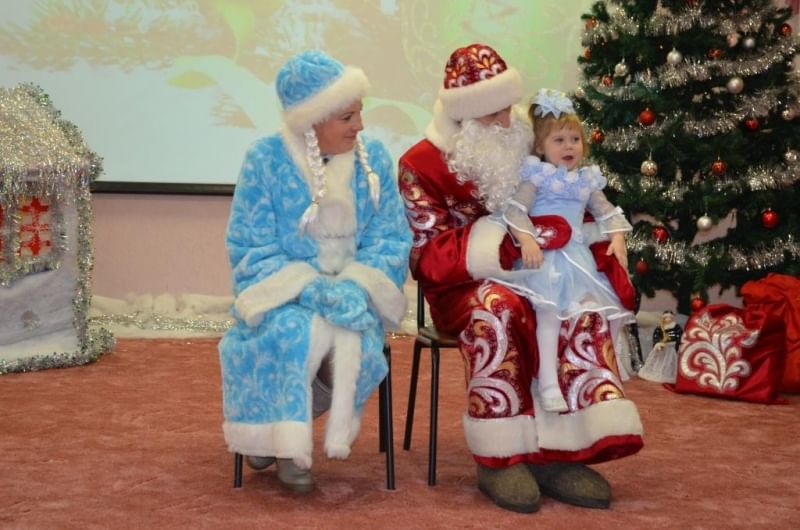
[494,88,634,412]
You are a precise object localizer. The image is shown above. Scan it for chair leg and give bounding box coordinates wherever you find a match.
[428,343,440,486]
[233,452,243,488]
[380,345,396,490]
[379,347,388,453]
[403,340,423,450]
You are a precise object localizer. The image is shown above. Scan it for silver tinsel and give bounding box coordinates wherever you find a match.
[581,7,638,46]
[682,90,781,137]
[0,84,112,375]
[627,231,800,271]
[647,5,775,38]
[89,313,234,334]
[604,162,800,197]
[657,41,796,89]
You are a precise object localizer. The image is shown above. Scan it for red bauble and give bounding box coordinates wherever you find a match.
[652,226,669,243]
[690,297,706,313]
[710,159,727,176]
[584,48,592,60]
[761,209,779,229]
[602,74,613,87]
[639,107,656,126]
[707,48,723,60]
[743,117,760,131]
[590,129,605,144]
[635,258,649,275]
[780,23,792,37]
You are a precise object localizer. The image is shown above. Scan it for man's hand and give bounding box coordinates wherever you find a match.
[606,232,628,271]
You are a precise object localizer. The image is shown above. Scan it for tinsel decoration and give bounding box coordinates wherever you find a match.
[627,232,800,272]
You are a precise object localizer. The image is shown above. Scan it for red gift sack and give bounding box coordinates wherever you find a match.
[672,303,786,404]
[741,273,800,393]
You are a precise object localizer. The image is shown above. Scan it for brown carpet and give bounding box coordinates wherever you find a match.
[1,336,798,529]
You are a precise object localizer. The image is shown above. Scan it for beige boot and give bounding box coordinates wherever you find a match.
[477,463,540,513]
[528,462,611,509]
[276,458,315,493]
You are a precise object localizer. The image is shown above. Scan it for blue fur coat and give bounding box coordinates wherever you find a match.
[219,129,411,466]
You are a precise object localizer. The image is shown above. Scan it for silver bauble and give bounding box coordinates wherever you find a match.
[785,149,799,165]
[696,215,713,231]
[743,36,756,49]
[614,60,629,77]
[640,159,658,176]
[726,76,744,94]
[667,48,683,65]
[575,85,586,99]
[727,32,740,47]
[781,107,796,121]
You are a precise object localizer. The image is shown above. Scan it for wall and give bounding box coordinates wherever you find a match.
[90,193,742,313]
[91,193,233,298]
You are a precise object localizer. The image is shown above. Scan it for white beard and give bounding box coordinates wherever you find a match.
[446,116,533,213]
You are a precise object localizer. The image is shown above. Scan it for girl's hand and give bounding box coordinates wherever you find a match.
[607,232,629,271]
[520,236,544,269]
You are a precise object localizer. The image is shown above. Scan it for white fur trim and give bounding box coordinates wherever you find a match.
[535,398,644,451]
[424,99,462,153]
[463,414,539,457]
[283,66,370,134]
[337,261,407,329]
[235,261,320,327]
[462,398,643,458]
[324,329,363,459]
[465,216,507,280]
[438,67,523,121]
[223,420,313,469]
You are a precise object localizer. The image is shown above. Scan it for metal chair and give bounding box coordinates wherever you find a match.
[403,283,458,486]
[233,342,395,490]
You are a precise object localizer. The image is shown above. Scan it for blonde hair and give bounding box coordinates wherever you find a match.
[528,105,589,158]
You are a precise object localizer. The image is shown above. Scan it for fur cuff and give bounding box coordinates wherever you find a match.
[235,262,319,327]
[463,414,539,457]
[337,261,406,330]
[223,420,313,469]
[466,217,507,280]
[534,398,644,451]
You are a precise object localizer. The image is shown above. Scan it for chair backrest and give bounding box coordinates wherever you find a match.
[416,282,426,329]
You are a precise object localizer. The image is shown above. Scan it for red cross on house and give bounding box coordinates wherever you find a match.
[18,196,53,257]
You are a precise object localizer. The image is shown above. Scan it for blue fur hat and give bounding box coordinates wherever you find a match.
[276,50,370,133]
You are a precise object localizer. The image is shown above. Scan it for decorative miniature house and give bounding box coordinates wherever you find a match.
[0,84,113,373]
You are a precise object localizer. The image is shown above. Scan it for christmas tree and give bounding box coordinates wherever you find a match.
[574,0,800,314]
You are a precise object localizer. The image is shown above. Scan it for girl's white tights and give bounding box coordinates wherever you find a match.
[535,308,569,412]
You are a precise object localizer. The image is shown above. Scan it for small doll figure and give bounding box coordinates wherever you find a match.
[638,310,683,383]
